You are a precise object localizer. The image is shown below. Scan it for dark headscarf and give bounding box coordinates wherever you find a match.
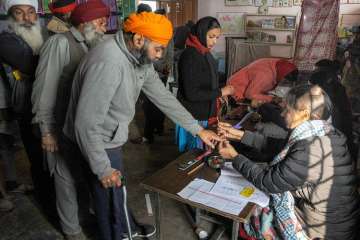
[185,16,222,117]
[191,16,221,48]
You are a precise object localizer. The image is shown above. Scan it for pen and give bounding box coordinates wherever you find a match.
[187,162,205,175]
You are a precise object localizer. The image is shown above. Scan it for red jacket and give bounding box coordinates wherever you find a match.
[229,58,292,102]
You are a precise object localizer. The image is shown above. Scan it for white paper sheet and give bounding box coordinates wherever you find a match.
[209,175,269,208]
[221,162,243,177]
[178,178,247,215]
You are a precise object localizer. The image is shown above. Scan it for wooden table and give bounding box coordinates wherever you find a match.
[141,150,255,240]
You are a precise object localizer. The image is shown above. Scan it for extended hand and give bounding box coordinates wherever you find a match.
[221,85,235,97]
[250,99,265,108]
[41,134,59,153]
[218,140,238,160]
[100,170,122,188]
[198,129,224,149]
[217,122,244,141]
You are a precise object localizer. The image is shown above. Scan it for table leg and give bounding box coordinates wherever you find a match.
[195,208,201,225]
[231,221,239,240]
[154,193,161,240]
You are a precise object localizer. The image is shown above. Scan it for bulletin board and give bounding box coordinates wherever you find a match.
[217,12,246,36]
[340,14,360,28]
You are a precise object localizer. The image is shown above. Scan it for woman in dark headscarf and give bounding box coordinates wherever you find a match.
[176,16,234,152]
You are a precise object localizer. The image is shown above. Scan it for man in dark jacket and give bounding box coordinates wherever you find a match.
[0,0,55,215]
[310,59,358,162]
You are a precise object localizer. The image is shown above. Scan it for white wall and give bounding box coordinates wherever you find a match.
[198,0,360,54]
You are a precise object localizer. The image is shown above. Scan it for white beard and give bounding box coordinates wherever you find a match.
[8,19,44,55]
[83,22,105,49]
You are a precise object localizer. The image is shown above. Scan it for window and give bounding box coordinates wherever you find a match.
[138,0,158,12]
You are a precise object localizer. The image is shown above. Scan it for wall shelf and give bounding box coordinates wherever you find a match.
[245,14,297,58]
[246,27,296,32]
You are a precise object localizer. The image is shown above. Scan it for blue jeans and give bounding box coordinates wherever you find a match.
[90,147,136,240]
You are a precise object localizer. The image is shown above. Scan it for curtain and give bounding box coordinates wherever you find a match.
[226,38,271,78]
[294,0,340,71]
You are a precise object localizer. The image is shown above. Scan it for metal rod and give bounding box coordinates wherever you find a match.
[231,221,240,240]
[154,193,162,240]
[122,185,133,240]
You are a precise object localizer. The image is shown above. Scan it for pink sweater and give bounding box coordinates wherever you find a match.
[228,58,281,102]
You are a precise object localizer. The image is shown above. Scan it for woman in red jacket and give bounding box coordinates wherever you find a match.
[228,58,298,107]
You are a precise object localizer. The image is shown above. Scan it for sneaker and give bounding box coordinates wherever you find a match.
[121,232,138,240]
[0,198,14,212]
[122,224,156,239]
[65,231,87,240]
[130,137,153,145]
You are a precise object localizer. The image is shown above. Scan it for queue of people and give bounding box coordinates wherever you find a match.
[0,1,359,240]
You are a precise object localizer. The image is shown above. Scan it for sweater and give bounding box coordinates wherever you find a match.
[228,58,281,102]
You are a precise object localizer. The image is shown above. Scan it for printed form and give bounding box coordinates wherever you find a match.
[178,163,269,216]
[178,178,247,215]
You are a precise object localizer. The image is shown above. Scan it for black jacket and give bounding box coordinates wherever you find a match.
[177,47,221,120]
[0,31,38,117]
[0,31,38,76]
[233,128,360,239]
[310,70,358,160]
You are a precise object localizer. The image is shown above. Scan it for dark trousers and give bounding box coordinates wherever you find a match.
[143,76,168,142]
[18,118,56,216]
[90,147,136,240]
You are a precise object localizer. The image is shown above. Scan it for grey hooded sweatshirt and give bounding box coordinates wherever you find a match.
[63,31,202,180]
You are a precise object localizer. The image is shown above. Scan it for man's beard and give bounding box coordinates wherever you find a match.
[83,23,105,49]
[8,18,44,55]
[129,41,153,65]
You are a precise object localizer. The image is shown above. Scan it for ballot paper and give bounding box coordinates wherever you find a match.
[209,174,269,208]
[178,178,247,216]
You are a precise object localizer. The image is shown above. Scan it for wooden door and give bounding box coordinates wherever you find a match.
[158,0,197,28]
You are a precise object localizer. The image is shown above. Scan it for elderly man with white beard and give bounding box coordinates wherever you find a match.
[0,0,57,216]
[31,1,110,239]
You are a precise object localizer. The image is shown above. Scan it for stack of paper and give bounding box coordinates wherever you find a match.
[178,178,247,215]
[178,163,269,216]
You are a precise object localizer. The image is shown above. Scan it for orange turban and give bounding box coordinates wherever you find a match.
[123,12,173,46]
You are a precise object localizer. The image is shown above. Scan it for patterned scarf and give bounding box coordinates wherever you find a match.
[245,120,333,240]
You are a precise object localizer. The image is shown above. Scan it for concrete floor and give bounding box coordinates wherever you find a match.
[0,104,232,240]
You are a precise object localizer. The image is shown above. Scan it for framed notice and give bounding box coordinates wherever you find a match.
[255,0,273,6]
[217,12,246,35]
[225,0,254,6]
[274,0,292,7]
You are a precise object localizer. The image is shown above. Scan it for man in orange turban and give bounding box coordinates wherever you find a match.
[62,11,222,240]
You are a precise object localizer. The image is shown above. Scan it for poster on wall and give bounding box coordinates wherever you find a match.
[217,12,246,35]
[255,0,273,6]
[225,0,253,6]
[340,0,348,3]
